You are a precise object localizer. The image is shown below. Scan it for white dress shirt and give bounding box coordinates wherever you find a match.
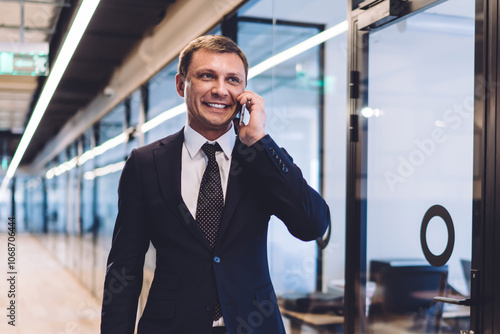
[181,123,236,327]
[181,123,236,218]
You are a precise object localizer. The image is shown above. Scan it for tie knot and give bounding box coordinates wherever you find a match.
[201,143,222,161]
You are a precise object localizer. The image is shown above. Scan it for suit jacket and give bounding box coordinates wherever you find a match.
[100,129,330,334]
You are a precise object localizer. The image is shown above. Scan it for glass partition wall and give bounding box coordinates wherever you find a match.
[347,0,476,333]
[237,1,348,332]
[367,1,474,332]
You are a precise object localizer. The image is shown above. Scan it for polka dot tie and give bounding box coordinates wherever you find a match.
[196,143,223,321]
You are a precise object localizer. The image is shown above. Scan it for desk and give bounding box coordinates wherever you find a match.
[280,308,343,334]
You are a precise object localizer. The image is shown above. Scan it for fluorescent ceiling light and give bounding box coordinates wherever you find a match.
[248,20,348,79]
[0,0,101,200]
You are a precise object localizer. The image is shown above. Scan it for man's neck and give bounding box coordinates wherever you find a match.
[189,124,232,141]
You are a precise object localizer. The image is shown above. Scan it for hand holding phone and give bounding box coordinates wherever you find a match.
[236,91,266,146]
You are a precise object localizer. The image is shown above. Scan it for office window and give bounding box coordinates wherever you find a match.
[129,88,143,127]
[127,89,142,153]
[95,103,126,242]
[19,176,42,233]
[237,0,347,302]
[66,143,77,236]
[238,18,321,294]
[45,159,57,233]
[146,60,186,143]
[48,150,68,233]
[81,127,95,235]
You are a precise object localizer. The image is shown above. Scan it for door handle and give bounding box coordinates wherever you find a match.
[433,296,473,306]
[434,268,478,307]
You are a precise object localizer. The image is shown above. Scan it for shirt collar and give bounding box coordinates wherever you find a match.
[183,123,236,160]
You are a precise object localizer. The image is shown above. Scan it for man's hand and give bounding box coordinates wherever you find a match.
[234,91,266,146]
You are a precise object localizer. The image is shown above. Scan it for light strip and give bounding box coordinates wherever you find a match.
[46,131,129,179]
[140,103,187,134]
[83,161,126,180]
[0,0,101,200]
[78,132,129,166]
[46,157,78,180]
[248,20,348,79]
[21,19,349,187]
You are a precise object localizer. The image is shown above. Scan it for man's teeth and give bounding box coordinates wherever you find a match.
[206,103,227,109]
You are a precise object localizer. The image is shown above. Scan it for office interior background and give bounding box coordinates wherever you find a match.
[0,0,499,333]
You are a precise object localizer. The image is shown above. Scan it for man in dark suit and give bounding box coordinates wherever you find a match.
[101,35,330,334]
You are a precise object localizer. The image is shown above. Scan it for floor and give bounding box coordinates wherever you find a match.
[0,234,101,334]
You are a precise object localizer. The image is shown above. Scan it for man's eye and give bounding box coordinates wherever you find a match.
[229,77,240,83]
[201,73,213,79]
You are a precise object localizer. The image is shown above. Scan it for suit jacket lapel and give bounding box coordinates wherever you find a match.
[153,129,212,251]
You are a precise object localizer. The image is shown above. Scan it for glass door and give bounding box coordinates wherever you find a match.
[346,0,477,333]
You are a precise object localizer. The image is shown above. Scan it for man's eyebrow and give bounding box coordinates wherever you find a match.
[226,72,244,77]
[194,68,244,78]
[194,67,216,74]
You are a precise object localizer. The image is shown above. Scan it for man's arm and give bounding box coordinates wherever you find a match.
[101,149,150,333]
[235,91,330,240]
[239,136,330,240]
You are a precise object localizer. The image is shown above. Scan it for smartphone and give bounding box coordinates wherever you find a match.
[234,102,245,126]
[239,103,245,126]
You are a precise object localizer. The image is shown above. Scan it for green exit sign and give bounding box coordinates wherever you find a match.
[0,52,48,76]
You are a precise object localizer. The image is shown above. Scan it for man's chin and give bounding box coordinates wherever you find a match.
[203,119,233,132]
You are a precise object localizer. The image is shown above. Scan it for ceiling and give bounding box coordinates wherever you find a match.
[0,0,176,172]
[0,0,64,169]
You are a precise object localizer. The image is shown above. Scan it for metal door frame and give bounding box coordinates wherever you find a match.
[344,0,495,332]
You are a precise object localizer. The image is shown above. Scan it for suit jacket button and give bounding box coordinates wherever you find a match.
[214,256,221,263]
[206,305,213,311]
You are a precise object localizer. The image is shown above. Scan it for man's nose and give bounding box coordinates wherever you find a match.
[211,78,229,96]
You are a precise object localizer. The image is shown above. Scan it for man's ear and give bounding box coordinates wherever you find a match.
[175,73,185,97]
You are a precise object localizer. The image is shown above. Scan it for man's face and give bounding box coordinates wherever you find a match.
[176,50,246,139]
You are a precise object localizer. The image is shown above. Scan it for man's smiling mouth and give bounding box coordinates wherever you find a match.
[205,102,229,109]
